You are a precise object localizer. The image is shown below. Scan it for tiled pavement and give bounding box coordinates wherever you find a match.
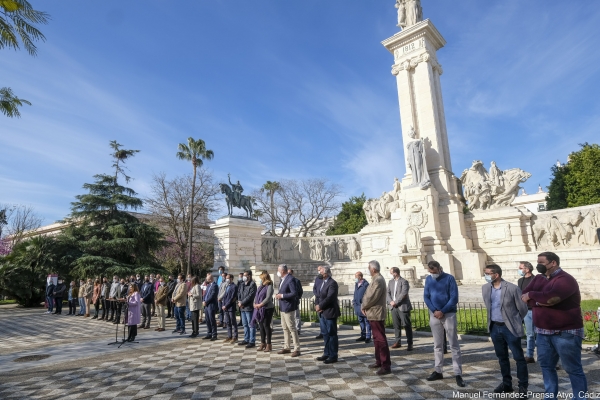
[0,307,599,399]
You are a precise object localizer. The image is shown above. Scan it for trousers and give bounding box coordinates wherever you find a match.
[280,311,300,351]
[140,303,152,328]
[205,304,217,337]
[491,322,528,388]
[156,304,166,329]
[430,311,462,375]
[369,320,391,369]
[391,307,413,345]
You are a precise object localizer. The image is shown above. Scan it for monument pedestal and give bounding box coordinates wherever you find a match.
[210,216,263,275]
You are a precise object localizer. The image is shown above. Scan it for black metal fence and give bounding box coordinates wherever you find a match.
[273,298,490,335]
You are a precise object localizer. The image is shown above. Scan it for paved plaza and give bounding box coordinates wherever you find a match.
[0,306,598,400]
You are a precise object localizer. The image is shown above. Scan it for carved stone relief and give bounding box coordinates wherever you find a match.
[532,207,600,249]
[364,178,402,225]
[261,235,362,263]
[406,203,428,229]
[481,224,512,244]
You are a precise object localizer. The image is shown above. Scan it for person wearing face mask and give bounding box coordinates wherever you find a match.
[202,273,219,340]
[92,279,102,319]
[77,280,86,316]
[171,274,187,334]
[108,276,120,322]
[150,274,158,317]
[185,274,192,321]
[45,276,55,314]
[482,264,529,395]
[99,277,111,320]
[517,261,536,363]
[67,281,78,315]
[166,275,175,319]
[188,276,202,337]
[217,272,228,328]
[114,278,126,324]
[252,271,275,352]
[288,269,304,335]
[154,276,168,332]
[275,264,301,357]
[52,278,67,315]
[139,275,155,330]
[237,270,257,347]
[386,267,413,351]
[314,266,340,364]
[125,283,141,342]
[312,267,325,340]
[360,260,390,375]
[135,274,143,291]
[423,260,465,387]
[222,274,239,343]
[521,252,588,400]
[84,279,93,318]
[236,272,245,328]
[352,271,371,343]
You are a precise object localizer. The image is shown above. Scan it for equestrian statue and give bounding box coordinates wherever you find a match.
[220,174,254,218]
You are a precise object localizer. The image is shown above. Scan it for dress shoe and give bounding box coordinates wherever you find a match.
[518,386,528,398]
[245,343,255,348]
[188,334,197,338]
[376,368,391,375]
[456,376,466,388]
[277,349,291,355]
[154,328,160,331]
[368,363,381,369]
[143,326,150,329]
[494,383,513,393]
[406,344,414,351]
[210,337,218,341]
[172,329,181,333]
[391,342,402,349]
[291,351,301,357]
[67,313,72,316]
[179,331,186,335]
[202,336,212,340]
[315,334,323,339]
[264,344,272,352]
[324,358,338,364]
[525,357,535,363]
[238,340,248,346]
[92,316,97,319]
[365,338,372,343]
[316,355,328,361]
[216,323,222,327]
[112,321,119,325]
[356,337,366,342]
[52,312,58,315]
[223,338,232,343]
[158,328,165,332]
[426,371,444,381]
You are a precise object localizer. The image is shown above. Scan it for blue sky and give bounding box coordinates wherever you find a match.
[2,1,600,224]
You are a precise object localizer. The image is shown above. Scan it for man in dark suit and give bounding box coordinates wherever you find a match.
[202,273,218,340]
[139,275,155,329]
[313,271,324,339]
[386,267,413,350]
[275,264,301,357]
[353,271,371,343]
[315,266,341,364]
[222,274,238,343]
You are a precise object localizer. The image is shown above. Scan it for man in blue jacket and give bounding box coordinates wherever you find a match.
[221,274,238,343]
[202,273,218,340]
[275,264,301,357]
[139,275,155,329]
[423,260,465,387]
[352,271,371,343]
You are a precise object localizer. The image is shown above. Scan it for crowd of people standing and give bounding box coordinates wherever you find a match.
[44,250,588,399]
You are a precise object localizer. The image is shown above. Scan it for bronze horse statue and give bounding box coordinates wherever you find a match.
[220,183,254,218]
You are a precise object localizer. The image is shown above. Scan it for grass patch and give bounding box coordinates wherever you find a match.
[0,300,16,305]
[581,300,600,310]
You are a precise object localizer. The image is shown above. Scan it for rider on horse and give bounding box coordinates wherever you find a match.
[228,173,243,207]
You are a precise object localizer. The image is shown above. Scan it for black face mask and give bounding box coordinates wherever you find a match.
[536,264,547,274]
[145,278,149,282]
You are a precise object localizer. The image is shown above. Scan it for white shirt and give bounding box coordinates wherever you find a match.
[392,278,399,302]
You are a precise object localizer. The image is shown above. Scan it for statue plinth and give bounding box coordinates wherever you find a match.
[209,216,264,275]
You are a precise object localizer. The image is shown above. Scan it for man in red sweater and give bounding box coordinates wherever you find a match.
[521,252,588,400]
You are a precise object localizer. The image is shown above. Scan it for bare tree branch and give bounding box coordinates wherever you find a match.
[0,204,44,245]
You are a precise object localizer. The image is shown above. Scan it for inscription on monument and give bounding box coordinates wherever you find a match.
[394,38,424,60]
[482,224,512,244]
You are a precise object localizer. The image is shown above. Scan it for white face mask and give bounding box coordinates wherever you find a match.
[355,278,359,283]
[276,272,282,278]
[430,273,440,279]
[177,279,181,283]
[517,269,525,277]
[257,279,263,285]
[225,279,230,284]
[58,281,63,284]
[242,276,247,282]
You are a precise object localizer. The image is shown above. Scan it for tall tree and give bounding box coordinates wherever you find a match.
[326,194,368,235]
[1,0,49,117]
[260,181,281,235]
[176,137,214,276]
[62,141,164,278]
[546,143,600,210]
[0,203,43,246]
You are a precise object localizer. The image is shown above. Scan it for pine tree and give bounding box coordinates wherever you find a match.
[62,141,164,278]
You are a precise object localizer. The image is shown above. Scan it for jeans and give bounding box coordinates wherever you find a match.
[523,310,536,358]
[47,296,54,312]
[369,320,391,370]
[537,332,588,400]
[175,306,186,332]
[78,298,86,315]
[322,318,339,359]
[241,311,256,344]
[355,307,371,339]
[490,323,528,388]
[205,304,217,338]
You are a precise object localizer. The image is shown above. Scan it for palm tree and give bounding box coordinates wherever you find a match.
[261,181,281,235]
[1,0,49,118]
[176,137,214,275]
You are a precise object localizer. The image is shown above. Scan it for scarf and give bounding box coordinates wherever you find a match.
[250,284,268,328]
